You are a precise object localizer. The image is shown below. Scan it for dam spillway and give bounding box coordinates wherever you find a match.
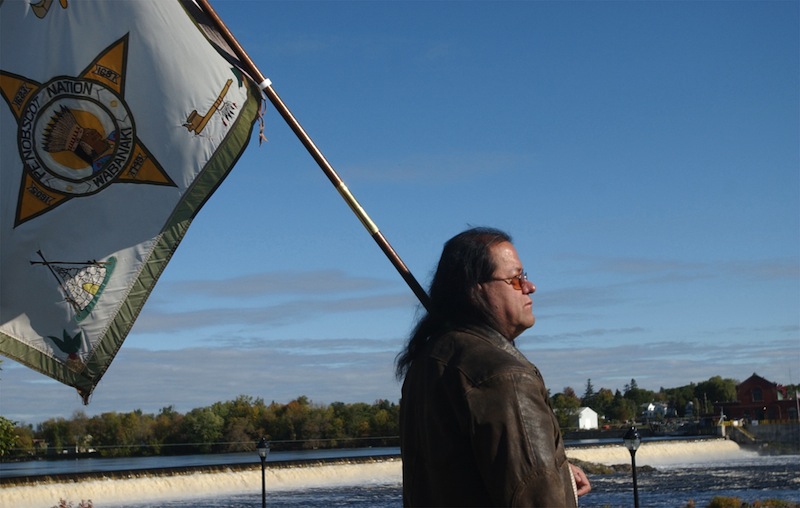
[0,438,766,508]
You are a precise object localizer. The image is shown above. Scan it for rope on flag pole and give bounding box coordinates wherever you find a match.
[197,0,432,312]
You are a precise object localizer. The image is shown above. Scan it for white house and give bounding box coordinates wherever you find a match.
[572,407,599,430]
[642,402,670,419]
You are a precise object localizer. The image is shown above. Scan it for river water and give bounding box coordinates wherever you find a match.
[1,439,798,508]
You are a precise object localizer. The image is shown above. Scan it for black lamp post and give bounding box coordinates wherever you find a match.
[622,426,641,508]
[256,437,270,508]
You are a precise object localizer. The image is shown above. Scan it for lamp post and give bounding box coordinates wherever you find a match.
[256,437,270,508]
[623,426,641,508]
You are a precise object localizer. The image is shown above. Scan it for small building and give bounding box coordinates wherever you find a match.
[715,373,798,422]
[642,402,669,419]
[572,407,599,430]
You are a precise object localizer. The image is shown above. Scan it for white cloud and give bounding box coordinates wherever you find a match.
[3,334,797,426]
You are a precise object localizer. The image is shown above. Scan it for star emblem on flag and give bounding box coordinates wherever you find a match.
[0,34,176,227]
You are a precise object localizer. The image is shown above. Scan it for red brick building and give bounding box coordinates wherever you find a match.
[716,373,798,421]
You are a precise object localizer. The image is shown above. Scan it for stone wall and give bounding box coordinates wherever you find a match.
[730,422,800,452]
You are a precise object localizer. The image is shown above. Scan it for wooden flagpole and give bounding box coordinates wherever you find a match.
[197,0,432,312]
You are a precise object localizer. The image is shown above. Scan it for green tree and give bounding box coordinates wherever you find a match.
[695,376,738,407]
[12,423,35,457]
[86,412,126,456]
[608,389,637,422]
[67,411,91,453]
[333,402,373,438]
[623,378,655,407]
[180,407,224,453]
[0,416,17,456]
[119,410,154,454]
[591,388,615,422]
[258,402,281,442]
[371,399,399,436]
[661,382,698,417]
[581,379,595,407]
[301,404,337,448]
[551,387,581,429]
[38,417,72,453]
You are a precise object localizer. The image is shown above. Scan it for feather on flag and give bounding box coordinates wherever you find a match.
[0,0,262,402]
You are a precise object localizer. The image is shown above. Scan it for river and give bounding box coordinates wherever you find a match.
[1,439,798,507]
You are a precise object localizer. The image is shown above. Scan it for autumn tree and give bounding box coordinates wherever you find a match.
[152,406,184,454]
[210,395,266,452]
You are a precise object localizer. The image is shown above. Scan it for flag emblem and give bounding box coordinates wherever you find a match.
[0,34,175,227]
[32,250,116,323]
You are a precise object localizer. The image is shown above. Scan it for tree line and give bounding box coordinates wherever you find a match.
[2,395,398,459]
[2,375,798,459]
[551,375,742,429]
[553,376,799,430]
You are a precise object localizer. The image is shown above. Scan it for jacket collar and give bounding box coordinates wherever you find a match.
[455,324,529,362]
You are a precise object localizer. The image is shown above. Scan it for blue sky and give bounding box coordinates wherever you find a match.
[2,0,798,425]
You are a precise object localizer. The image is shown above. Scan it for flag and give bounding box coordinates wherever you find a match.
[0,0,262,402]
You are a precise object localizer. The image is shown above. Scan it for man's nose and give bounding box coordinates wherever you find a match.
[524,280,536,294]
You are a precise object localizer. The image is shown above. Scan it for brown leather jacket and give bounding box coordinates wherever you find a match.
[400,326,577,507]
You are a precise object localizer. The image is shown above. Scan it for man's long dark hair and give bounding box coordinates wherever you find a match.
[395,227,512,379]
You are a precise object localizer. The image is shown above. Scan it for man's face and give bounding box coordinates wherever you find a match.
[479,241,536,340]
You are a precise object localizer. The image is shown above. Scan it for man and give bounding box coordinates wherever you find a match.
[396,227,590,507]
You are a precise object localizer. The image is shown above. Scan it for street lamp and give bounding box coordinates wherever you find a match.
[256,437,270,508]
[622,426,641,508]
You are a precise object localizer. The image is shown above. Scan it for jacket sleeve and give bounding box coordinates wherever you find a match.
[466,370,575,507]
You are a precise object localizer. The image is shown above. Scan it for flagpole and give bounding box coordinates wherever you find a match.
[197,0,431,312]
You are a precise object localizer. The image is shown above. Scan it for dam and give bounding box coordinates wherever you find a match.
[0,439,781,508]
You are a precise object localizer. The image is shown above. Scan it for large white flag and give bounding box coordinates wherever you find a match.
[0,0,262,401]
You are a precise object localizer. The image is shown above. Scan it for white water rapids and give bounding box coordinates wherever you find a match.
[0,439,759,508]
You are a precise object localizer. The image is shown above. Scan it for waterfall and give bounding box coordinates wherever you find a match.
[0,439,759,508]
[1,459,401,508]
[566,438,757,468]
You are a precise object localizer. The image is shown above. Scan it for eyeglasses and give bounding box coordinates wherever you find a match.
[490,272,529,291]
